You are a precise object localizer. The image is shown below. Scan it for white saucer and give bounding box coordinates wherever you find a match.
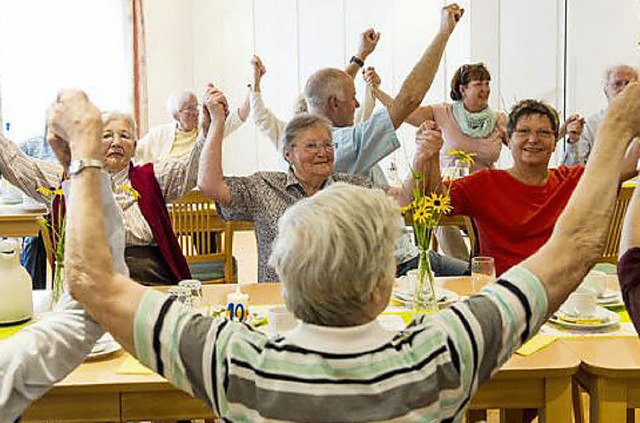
[392,286,459,308]
[549,306,620,330]
[0,196,22,205]
[597,290,624,307]
[87,333,122,360]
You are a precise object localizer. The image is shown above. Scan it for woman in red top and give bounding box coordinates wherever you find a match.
[418,99,640,275]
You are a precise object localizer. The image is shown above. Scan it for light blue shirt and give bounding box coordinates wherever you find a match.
[332,108,400,177]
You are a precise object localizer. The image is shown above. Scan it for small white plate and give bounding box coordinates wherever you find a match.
[549,306,620,330]
[0,196,22,205]
[393,286,459,308]
[87,333,122,360]
[597,290,624,307]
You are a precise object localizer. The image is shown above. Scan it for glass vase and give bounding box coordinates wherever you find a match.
[412,249,439,314]
[52,260,65,310]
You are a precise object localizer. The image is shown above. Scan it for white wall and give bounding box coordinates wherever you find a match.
[143,0,640,174]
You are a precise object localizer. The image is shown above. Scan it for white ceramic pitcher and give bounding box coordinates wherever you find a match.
[0,239,33,325]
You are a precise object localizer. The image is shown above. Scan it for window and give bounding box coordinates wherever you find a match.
[0,0,130,144]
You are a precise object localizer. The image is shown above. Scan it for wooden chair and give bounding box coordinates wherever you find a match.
[404,213,478,257]
[598,185,635,264]
[169,190,236,284]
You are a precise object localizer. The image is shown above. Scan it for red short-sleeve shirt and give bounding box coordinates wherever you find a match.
[449,165,585,274]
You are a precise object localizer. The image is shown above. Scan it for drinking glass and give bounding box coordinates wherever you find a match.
[471,256,496,292]
[179,279,203,309]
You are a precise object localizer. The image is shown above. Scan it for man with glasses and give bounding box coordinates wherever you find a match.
[135,90,249,164]
[563,64,639,165]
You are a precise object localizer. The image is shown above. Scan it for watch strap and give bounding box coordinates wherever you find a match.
[69,158,103,175]
[350,55,364,68]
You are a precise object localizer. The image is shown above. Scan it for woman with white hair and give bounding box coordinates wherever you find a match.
[0,104,219,284]
[135,88,249,164]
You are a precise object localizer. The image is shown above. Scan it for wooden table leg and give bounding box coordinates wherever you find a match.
[500,408,523,423]
[467,409,487,422]
[539,377,573,423]
[590,377,627,423]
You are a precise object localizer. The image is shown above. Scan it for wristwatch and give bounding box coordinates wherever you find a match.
[68,158,103,176]
[350,55,365,68]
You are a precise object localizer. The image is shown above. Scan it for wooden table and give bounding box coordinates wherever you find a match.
[436,277,580,421]
[554,274,640,423]
[0,212,44,237]
[24,281,579,421]
[566,338,640,423]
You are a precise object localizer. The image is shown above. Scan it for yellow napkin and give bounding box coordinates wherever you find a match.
[0,320,32,341]
[516,334,557,356]
[117,355,154,375]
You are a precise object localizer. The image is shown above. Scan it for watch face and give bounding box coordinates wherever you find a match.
[69,161,81,174]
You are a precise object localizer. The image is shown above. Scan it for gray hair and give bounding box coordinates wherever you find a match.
[293,93,309,114]
[166,90,197,116]
[603,64,638,86]
[304,68,348,115]
[269,183,401,326]
[281,113,333,160]
[101,111,137,138]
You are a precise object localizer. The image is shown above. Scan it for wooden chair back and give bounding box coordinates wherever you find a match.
[599,185,635,264]
[169,190,235,283]
[404,213,478,257]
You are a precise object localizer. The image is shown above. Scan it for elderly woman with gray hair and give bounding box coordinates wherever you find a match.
[196,85,459,282]
[46,86,640,421]
[0,106,216,285]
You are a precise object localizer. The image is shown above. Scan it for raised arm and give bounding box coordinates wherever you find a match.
[391,121,445,208]
[198,86,232,205]
[0,135,63,201]
[373,86,435,127]
[522,83,640,315]
[47,90,146,353]
[248,55,287,149]
[355,67,380,123]
[344,29,380,79]
[386,4,462,129]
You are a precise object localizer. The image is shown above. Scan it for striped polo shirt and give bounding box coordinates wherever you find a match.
[134,265,548,422]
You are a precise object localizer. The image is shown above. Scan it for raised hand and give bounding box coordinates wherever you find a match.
[565,114,585,143]
[203,84,228,119]
[250,55,267,91]
[363,66,381,88]
[441,3,464,35]
[47,89,102,169]
[606,82,640,144]
[414,120,443,165]
[357,28,381,60]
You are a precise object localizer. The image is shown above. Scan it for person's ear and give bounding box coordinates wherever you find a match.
[328,96,339,111]
[283,147,292,163]
[459,84,468,98]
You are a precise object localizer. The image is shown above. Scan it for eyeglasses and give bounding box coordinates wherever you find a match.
[514,128,555,140]
[294,141,337,153]
[179,104,199,114]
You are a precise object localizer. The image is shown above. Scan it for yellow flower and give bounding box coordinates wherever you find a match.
[413,208,429,225]
[424,193,452,215]
[36,187,53,196]
[447,150,476,166]
[53,188,64,196]
[119,185,141,201]
[400,203,413,215]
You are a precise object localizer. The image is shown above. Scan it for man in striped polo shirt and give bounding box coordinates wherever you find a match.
[53,80,640,421]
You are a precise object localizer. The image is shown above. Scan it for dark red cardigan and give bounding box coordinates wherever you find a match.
[50,164,191,283]
[129,163,191,282]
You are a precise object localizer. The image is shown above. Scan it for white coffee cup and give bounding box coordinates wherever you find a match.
[562,292,598,317]
[579,270,607,298]
[267,305,297,335]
